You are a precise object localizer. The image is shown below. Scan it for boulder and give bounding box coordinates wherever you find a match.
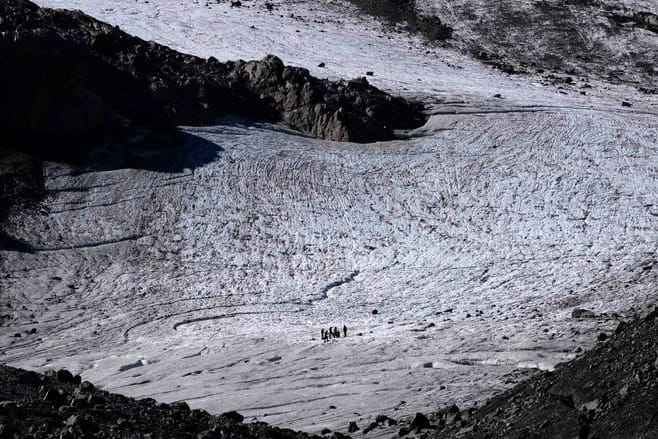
[572,308,595,319]
[363,421,379,434]
[410,412,430,430]
[221,411,244,423]
[78,381,95,393]
[56,369,75,383]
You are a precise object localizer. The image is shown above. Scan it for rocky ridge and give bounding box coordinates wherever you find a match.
[0,0,426,159]
[0,365,337,439]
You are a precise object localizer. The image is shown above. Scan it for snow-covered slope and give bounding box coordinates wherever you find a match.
[414,0,658,88]
[2,0,658,435]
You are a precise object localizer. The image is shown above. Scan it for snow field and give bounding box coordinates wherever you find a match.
[1,0,657,434]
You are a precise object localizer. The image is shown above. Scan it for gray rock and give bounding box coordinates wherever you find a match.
[578,399,600,412]
[63,415,79,427]
[221,411,244,423]
[78,381,94,393]
[444,405,461,425]
[572,308,595,319]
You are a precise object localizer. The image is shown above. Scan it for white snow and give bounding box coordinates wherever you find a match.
[2,0,658,435]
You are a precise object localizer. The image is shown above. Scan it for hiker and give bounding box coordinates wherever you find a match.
[343,325,347,337]
[333,327,340,338]
[327,328,332,339]
[321,328,325,340]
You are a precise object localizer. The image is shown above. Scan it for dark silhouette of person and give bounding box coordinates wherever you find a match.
[333,327,340,338]
[327,328,332,339]
[321,328,325,340]
[343,325,347,337]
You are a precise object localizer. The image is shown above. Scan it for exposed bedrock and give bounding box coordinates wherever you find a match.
[0,0,426,161]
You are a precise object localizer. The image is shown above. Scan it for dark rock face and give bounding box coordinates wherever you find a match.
[409,412,431,430]
[0,0,426,154]
[239,56,424,142]
[0,364,328,439]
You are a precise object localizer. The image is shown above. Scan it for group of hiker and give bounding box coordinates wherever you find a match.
[321,325,347,342]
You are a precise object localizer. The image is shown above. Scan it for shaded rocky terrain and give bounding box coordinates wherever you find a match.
[0,0,426,249]
[0,0,425,159]
[0,149,44,250]
[0,364,330,439]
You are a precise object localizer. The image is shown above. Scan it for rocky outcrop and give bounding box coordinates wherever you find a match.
[0,0,426,157]
[238,57,423,142]
[0,365,336,439]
